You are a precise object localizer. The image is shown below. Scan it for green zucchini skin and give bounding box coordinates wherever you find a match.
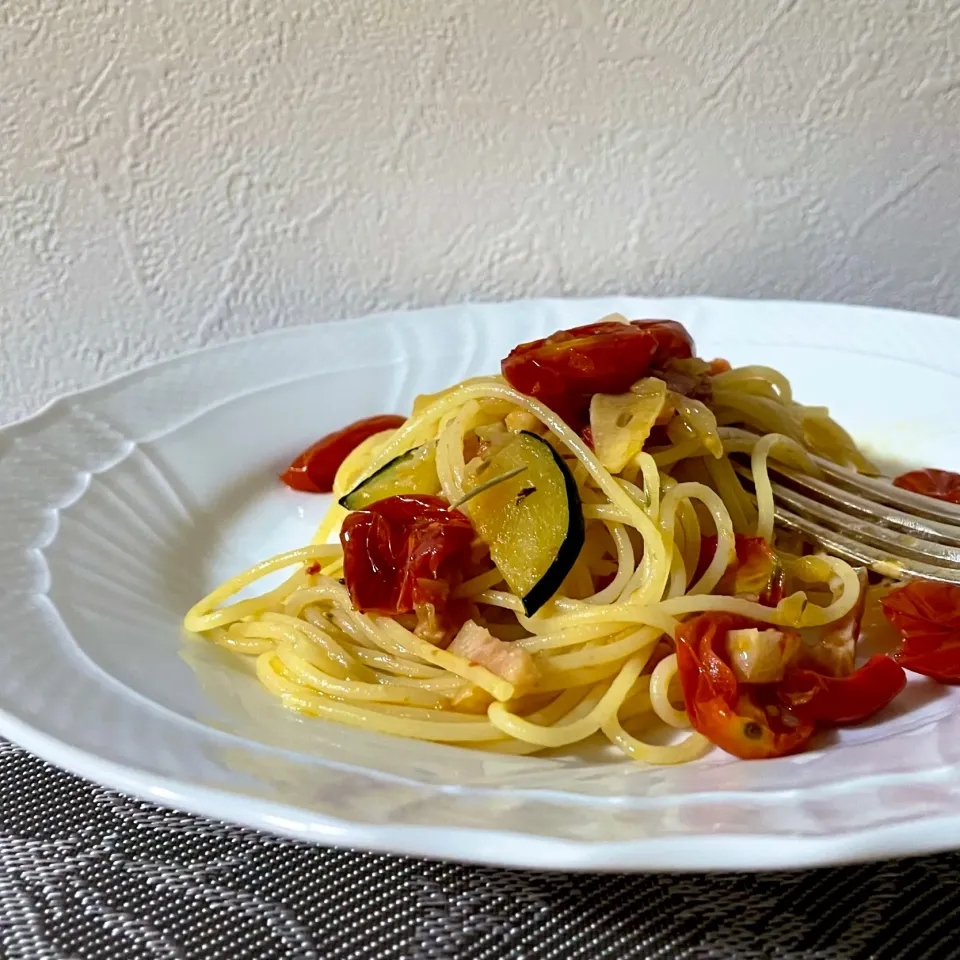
[518,432,585,617]
[338,444,438,510]
[341,432,582,616]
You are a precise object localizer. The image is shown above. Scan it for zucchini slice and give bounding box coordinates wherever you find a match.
[467,431,584,616]
[339,443,440,510]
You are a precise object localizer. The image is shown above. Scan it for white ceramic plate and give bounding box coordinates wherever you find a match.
[3,297,960,872]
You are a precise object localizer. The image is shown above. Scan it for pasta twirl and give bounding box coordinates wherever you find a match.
[185,315,912,765]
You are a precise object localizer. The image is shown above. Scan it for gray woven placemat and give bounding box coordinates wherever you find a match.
[0,740,957,960]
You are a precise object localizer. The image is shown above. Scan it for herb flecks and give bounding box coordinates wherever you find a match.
[515,486,536,506]
[448,466,529,511]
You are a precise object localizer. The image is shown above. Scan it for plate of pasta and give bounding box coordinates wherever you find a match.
[3,297,960,871]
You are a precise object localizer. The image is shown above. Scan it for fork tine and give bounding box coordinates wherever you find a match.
[807,458,960,526]
[764,465,960,547]
[731,459,960,553]
[774,505,960,584]
[759,475,960,568]
[720,426,960,581]
[721,426,960,526]
[733,461,960,568]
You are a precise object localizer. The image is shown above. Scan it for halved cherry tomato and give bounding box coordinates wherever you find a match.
[675,612,814,759]
[340,495,474,621]
[881,581,960,682]
[281,414,406,493]
[777,655,906,725]
[695,535,782,605]
[893,468,960,505]
[501,319,694,429]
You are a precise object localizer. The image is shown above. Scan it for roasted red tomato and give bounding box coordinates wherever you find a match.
[893,468,960,505]
[675,612,814,759]
[695,535,782,605]
[281,414,406,493]
[881,581,960,682]
[777,655,906,725]
[501,319,694,429]
[340,495,475,620]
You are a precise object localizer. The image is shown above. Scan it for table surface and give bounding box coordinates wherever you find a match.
[1,740,957,960]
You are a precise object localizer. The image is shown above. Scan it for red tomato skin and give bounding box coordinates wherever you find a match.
[777,655,906,725]
[501,319,694,428]
[340,495,475,616]
[893,468,960,505]
[881,581,960,682]
[675,612,814,760]
[281,414,406,493]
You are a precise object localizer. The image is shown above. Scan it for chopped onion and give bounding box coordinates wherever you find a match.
[673,394,723,458]
[589,378,667,473]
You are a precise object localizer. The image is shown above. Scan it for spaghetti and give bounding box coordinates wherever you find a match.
[184,315,934,763]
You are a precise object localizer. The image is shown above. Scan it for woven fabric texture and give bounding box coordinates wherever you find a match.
[0,740,958,960]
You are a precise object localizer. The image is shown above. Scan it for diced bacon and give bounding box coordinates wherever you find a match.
[449,620,539,691]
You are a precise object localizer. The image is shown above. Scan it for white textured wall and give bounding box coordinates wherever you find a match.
[2,0,958,423]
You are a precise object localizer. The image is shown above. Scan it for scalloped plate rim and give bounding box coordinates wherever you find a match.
[3,295,960,872]
[6,702,960,872]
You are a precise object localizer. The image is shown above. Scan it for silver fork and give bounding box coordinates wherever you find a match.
[722,428,960,583]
